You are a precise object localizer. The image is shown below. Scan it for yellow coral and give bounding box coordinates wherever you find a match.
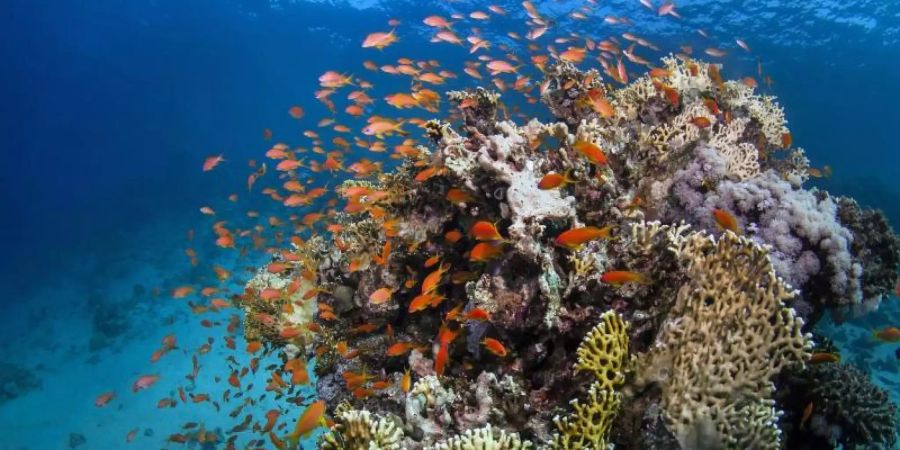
[574,310,629,392]
[550,311,629,449]
[550,382,621,450]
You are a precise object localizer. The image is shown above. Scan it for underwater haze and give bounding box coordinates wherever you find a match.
[2,0,900,449]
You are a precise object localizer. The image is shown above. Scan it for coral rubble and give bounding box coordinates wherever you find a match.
[238,56,899,449]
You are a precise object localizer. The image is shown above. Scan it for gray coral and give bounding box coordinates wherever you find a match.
[805,364,898,448]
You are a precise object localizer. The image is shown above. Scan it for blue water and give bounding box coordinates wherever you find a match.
[1,0,899,448]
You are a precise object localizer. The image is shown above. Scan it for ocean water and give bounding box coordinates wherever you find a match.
[1,0,899,448]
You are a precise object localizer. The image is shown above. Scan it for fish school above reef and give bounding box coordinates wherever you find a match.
[232,53,900,450]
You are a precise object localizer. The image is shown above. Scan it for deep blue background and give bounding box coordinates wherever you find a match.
[2,0,899,298]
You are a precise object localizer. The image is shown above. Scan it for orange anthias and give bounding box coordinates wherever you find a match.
[537,171,574,190]
[873,326,900,342]
[554,225,613,250]
[712,208,740,234]
[469,242,504,262]
[469,221,503,241]
[573,140,608,165]
[600,270,648,286]
[482,338,508,357]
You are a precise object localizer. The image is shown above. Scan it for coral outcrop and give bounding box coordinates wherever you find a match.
[236,55,899,450]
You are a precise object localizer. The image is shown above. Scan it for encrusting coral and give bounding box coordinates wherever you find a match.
[236,54,899,450]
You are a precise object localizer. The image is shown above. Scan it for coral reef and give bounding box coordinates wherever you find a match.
[0,361,41,405]
[780,363,898,449]
[237,55,899,450]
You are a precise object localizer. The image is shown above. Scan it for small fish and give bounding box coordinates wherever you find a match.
[808,352,840,364]
[538,171,574,190]
[203,154,225,172]
[799,402,814,430]
[386,342,423,357]
[464,308,491,321]
[469,242,504,262]
[369,287,393,305]
[470,221,503,241]
[482,338,508,357]
[401,368,412,392]
[132,375,160,393]
[690,116,711,128]
[873,326,900,342]
[446,188,474,204]
[573,140,608,166]
[287,400,326,445]
[288,106,304,119]
[600,270,648,286]
[362,29,398,50]
[712,209,740,234]
[95,391,116,407]
[554,226,613,250]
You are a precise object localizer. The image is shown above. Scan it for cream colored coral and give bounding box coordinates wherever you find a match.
[707,117,760,180]
[637,230,811,450]
[429,424,533,450]
[321,408,404,450]
[720,81,789,147]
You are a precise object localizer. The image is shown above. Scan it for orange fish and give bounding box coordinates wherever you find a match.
[782,132,793,148]
[554,226,613,249]
[342,370,374,390]
[369,287,393,305]
[172,286,194,299]
[712,208,740,234]
[690,116,711,128]
[446,188,474,204]
[132,375,160,392]
[288,106,304,119]
[808,352,840,364]
[799,402,814,430]
[444,230,464,243]
[421,262,451,294]
[434,343,449,376]
[470,221,503,241]
[873,326,900,342]
[600,270,648,286]
[573,140,608,166]
[287,400,326,444]
[538,171,574,190]
[469,242,504,262]
[94,391,116,407]
[409,292,444,312]
[362,29,398,50]
[203,154,225,172]
[482,338,508,357]
[401,368,412,392]
[386,342,424,357]
[464,308,491,321]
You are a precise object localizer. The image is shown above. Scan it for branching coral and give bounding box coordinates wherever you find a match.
[429,424,533,450]
[637,230,811,449]
[550,311,630,449]
[322,407,404,450]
